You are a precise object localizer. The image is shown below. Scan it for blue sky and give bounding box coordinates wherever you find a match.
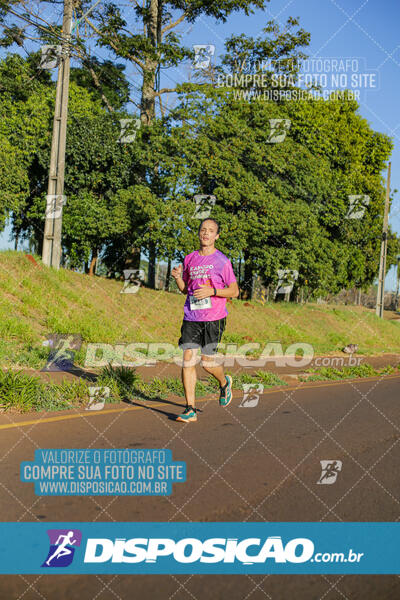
[1,0,399,290]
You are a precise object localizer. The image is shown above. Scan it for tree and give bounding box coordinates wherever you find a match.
[162,80,396,297]
[0,53,55,246]
[0,52,135,264]
[79,0,268,124]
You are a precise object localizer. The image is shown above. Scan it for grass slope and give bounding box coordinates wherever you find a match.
[1,250,399,370]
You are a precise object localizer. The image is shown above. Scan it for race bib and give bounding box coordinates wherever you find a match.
[189,295,212,310]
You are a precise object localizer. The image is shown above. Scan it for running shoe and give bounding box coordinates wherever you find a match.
[219,375,233,407]
[176,406,197,422]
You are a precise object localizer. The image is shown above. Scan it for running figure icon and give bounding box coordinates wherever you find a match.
[45,531,77,566]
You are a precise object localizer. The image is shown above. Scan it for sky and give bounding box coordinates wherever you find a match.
[1,0,399,291]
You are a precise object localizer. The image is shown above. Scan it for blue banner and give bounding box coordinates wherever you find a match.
[0,522,398,574]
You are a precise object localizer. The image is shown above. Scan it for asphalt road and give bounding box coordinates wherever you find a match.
[0,374,399,599]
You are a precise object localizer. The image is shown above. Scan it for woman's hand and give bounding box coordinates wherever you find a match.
[171,265,183,280]
[193,284,214,299]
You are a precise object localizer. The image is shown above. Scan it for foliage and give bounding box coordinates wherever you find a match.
[0,9,398,293]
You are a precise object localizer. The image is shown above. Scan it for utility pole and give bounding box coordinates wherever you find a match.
[395,255,400,312]
[42,0,73,268]
[375,162,391,318]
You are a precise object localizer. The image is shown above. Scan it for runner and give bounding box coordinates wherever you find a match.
[171,218,239,422]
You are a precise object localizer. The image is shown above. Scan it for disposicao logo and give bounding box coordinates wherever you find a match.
[83,536,314,564]
[42,529,82,567]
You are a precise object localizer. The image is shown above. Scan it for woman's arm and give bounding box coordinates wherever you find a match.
[193,281,239,299]
[215,281,239,298]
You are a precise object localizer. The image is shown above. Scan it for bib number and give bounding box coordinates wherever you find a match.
[189,295,212,311]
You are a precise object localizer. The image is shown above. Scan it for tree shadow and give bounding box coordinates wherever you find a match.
[40,365,98,383]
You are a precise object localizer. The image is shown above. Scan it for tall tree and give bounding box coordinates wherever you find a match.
[79,0,268,124]
[163,82,396,297]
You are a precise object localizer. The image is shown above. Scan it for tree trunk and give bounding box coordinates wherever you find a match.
[241,251,253,300]
[89,248,98,276]
[164,257,171,291]
[124,247,141,271]
[141,63,157,126]
[140,0,160,125]
[148,241,156,288]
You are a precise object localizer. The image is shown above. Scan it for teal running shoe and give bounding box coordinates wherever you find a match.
[219,375,233,407]
[176,406,197,422]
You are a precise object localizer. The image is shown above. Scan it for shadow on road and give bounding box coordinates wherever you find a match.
[122,395,203,421]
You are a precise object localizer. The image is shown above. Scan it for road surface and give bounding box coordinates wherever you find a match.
[0,374,399,599]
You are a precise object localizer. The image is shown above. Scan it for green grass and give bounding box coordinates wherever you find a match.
[0,365,287,413]
[97,364,219,401]
[97,365,287,404]
[0,370,89,412]
[299,363,400,382]
[2,358,398,413]
[231,370,287,388]
[1,250,400,371]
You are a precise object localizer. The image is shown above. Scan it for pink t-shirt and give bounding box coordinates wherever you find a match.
[182,249,237,322]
